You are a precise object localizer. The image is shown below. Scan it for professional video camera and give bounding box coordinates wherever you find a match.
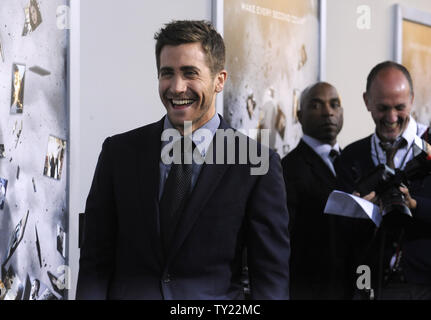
[355,144,431,229]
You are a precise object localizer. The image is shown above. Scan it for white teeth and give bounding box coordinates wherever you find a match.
[172,99,194,105]
[384,122,398,128]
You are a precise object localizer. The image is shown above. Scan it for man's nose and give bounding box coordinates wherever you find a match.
[321,102,334,116]
[385,108,398,123]
[171,75,187,94]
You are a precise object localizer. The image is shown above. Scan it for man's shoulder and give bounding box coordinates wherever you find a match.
[107,118,164,146]
[421,126,431,143]
[214,119,278,160]
[281,141,306,166]
[340,135,372,160]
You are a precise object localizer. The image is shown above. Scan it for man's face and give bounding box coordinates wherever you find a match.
[298,83,343,146]
[364,68,413,143]
[158,42,226,133]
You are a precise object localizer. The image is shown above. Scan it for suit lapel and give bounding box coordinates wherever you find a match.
[137,118,164,267]
[361,136,375,173]
[298,141,337,186]
[164,116,232,267]
[351,136,375,179]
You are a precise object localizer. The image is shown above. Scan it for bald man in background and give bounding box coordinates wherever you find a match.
[335,61,431,299]
[281,82,347,299]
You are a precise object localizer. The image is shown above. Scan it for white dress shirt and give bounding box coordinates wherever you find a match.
[371,116,427,170]
[302,134,341,176]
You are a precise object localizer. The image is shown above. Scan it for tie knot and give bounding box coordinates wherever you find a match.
[329,149,339,162]
[166,137,196,164]
[379,139,406,169]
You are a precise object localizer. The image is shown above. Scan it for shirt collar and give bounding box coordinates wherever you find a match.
[302,134,340,158]
[373,115,421,149]
[162,112,220,158]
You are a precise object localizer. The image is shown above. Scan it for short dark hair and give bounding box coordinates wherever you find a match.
[299,82,337,111]
[154,20,225,76]
[365,61,414,97]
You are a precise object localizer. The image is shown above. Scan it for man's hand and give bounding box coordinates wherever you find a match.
[354,187,417,210]
[353,191,378,204]
[425,141,431,159]
[399,185,417,210]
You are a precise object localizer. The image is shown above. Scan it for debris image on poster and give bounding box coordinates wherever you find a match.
[29,65,51,76]
[10,63,26,114]
[246,94,257,119]
[43,135,67,180]
[56,225,66,259]
[0,32,4,62]
[47,270,65,296]
[35,226,42,268]
[0,144,6,158]
[292,88,300,122]
[2,211,30,267]
[29,278,40,300]
[2,265,23,300]
[22,0,43,36]
[13,120,23,148]
[22,275,59,300]
[0,178,8,210]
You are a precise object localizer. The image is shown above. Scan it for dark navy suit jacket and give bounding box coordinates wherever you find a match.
[335,134,431,292]
[282,140,348,299]
[76,116,290,300]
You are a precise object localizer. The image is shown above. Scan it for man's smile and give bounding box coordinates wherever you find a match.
[382,121,399,129]
[170,98,195,109]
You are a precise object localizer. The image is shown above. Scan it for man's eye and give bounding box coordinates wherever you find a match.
[159,71,173,77]
[332,102,340,108]
[185,71,198,77]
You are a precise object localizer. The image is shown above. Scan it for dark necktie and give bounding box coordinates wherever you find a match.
[378,138,408,288]
[379,139,406,169]
[159,137,194,254]
[329,149,339,163]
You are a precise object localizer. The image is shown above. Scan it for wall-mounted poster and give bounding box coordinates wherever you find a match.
[395,5,431,127]
[214,0,324,156]
[0,0,69,300]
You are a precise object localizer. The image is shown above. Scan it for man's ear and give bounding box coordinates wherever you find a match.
[215,70,227,93]
[297,109,303,124]
[363,92,370,111]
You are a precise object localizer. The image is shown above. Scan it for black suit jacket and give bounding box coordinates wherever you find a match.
[76,115,290,300]
[281,140,346,299]
[335,134,431,293]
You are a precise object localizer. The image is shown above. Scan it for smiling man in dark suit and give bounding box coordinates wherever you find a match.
[76,20,290,300]
[281,82,345,299]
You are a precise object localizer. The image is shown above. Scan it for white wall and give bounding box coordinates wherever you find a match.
[69,0,212,299]
[326,0,431,148]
